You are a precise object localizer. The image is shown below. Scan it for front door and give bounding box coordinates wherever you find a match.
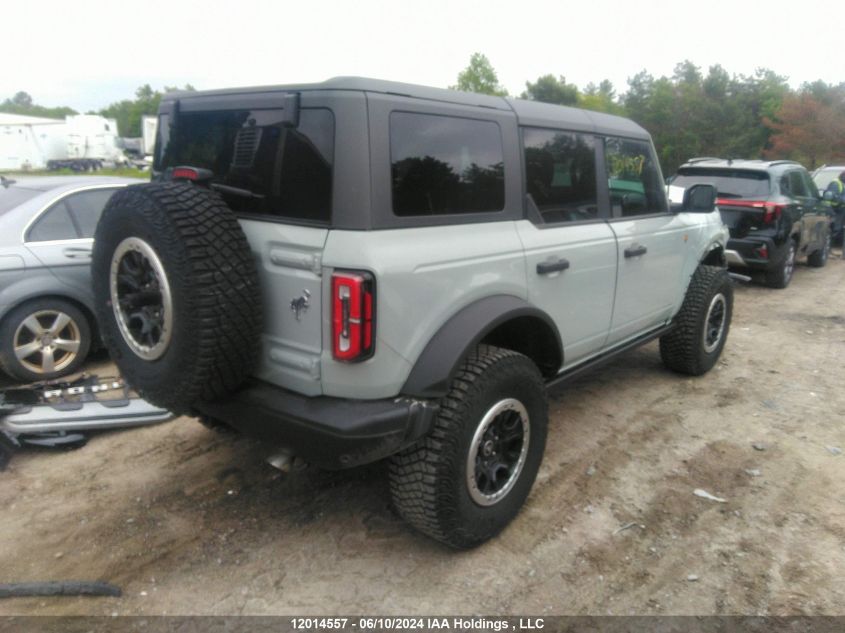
[602,136,688,346]
[517,128,617,367]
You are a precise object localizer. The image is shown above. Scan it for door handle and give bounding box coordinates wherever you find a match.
[624,244,648,258]
[62,247,92,259]
[536,258,570,275]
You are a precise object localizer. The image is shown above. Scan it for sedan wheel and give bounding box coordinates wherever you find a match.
[0,299,91,383]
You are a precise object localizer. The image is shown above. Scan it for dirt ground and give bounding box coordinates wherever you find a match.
[2,253,844,617]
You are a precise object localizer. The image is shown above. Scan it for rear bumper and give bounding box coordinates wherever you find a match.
[194,380,439,470]
[725,236,781,270]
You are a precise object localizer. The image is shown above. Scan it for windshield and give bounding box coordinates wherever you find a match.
[813,168,842,191]
[672,168,770,199]
[0,186,41,215]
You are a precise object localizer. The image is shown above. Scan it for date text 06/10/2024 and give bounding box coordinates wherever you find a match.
[289,617,545,630]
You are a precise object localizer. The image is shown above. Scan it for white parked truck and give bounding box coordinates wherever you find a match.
[0,113,127,171]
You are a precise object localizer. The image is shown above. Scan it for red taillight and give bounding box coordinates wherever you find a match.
[332,271,375,362]
[762,203,785,225]
[715,199,784,225]
[172,167,200,180]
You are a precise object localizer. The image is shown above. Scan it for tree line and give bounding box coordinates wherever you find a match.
[453,53,845,173]
[0,84,194,138]
[4,57,843,174]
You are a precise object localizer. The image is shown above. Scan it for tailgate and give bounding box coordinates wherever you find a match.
[718,200,771,239]
[240,220,328,396]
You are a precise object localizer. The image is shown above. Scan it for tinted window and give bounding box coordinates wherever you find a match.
[390,112,504,216]
[786,171,809,197]
[673,168,769,199]
[64,188,118,238]
[156,108,334,223]
[27,202,78,241]
[605,137,668,217]
[523,128,597,223]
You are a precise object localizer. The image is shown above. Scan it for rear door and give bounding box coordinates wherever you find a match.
[603,136,688,345]
[24,187,121,303]
[516,127,617,365]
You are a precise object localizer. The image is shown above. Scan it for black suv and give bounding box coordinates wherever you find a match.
[671,159,833,288]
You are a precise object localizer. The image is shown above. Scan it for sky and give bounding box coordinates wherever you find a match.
[1,0,841,113]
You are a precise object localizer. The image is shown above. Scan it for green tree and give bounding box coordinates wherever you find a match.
[451,53,508,96]
[578,80,623,114]
[521,74,578,106]
[0,91,77,120]
[100,84,195,137]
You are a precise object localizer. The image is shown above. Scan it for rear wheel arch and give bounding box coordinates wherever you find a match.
[401,296,562,398]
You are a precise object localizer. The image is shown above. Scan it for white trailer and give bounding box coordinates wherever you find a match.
[0,113,129,172]
[0,113,66,171]
[141,115,158,157]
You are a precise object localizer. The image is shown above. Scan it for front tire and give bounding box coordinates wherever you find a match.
[660,265,732,376]
[388,345,548,549]
[0,298,91,383]
[807,230,831,268]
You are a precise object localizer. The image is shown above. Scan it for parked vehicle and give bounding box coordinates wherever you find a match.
[0,176,141,382]
[671,158,833,288]
[0,113,128,172]
[90,78,731,548]
[811,164,845,244]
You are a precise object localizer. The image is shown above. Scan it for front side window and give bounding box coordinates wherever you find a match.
[390,112,504,216]
[605,137,668,217]
[155,108,334,224]
[523,128,597,224]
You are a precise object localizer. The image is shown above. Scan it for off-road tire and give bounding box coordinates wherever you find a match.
[807,230,831,268]
[0,298,91,383]
[660,265,732,376]
[766,239,797,288]
[388,345,548,549]
[91,182,261,414]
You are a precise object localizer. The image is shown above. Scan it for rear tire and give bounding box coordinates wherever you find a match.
[91,183,261,414]
[388,345,548,549]
[766,240,796,288]
[660,265,732,376]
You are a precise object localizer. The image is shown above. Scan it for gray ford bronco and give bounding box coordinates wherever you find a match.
[91,78,731,548]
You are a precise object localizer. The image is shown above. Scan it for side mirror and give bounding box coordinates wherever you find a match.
[823,190,835,202]
[682,183,718,212]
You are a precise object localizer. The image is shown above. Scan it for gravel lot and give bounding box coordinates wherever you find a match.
[1,254,844,616]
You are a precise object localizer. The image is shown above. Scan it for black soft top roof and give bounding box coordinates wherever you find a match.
[162,76,651,140]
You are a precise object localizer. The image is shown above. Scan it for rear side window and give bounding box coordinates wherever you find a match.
[673,168,770,199]
[604,137,668,217]
[155,108,334,224]
[523,128,597,223]
[63,188,118,238]
[390,112,504,216]
[27,203,78,242]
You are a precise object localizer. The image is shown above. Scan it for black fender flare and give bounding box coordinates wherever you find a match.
[401,295,562,398]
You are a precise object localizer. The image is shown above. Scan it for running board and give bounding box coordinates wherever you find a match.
[1,398,172,434]
[546,324,675,390]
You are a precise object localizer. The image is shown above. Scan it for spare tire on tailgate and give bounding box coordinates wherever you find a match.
[91,182,261,414]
